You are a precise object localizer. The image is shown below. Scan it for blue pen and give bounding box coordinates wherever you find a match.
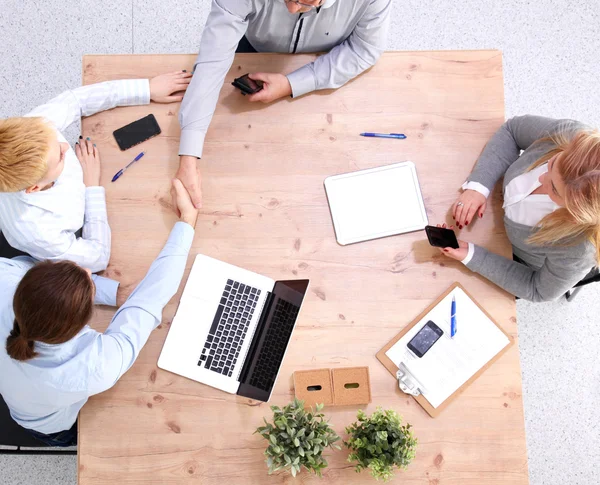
[111,151,146,182]
[450,296,457,338]
[360,132,406,139]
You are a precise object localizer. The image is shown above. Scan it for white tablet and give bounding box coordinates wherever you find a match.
[324,161,428,246]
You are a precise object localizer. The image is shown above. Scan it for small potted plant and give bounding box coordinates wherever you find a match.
[255,398,341,477]
[344,408,417,482]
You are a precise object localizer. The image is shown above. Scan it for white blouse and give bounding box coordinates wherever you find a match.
[461,163,559,264]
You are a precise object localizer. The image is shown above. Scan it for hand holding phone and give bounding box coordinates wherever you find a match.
[232,74,264,95]
[425,225,460,249]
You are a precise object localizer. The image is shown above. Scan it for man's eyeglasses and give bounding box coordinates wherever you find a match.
[286,0,324,10]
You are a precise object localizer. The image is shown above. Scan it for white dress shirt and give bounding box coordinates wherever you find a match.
[0,79,150,272]
[0,222,193,434]
[461,163,558,264]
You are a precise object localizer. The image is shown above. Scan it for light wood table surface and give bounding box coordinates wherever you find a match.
[79,52,528,484]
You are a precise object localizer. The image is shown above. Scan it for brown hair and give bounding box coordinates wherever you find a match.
[0,117,54,192]
[527,128,600,264]
[6,261,95,361]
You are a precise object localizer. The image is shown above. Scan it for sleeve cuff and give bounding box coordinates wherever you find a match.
[170,221,195,252]
[116,79,151,106]
[85,186,107,218]
[286,64,317,98]
[179,129,206,159]
[461,242,475,265]
[91,275,120,306]
[462,181,491,199]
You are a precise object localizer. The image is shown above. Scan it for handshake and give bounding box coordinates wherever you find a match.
[171,178,199,228]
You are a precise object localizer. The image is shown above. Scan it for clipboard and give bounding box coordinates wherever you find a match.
[376,283,514,418]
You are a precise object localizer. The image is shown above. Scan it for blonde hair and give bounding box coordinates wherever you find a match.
[0,117,55,192]
[527,128,600,265]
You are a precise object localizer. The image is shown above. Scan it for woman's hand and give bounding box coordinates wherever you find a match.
[75,137,101,187]
[149,71,193,103]
[435,223,469,261]
[171,178,198,227]
[452,189,487,228]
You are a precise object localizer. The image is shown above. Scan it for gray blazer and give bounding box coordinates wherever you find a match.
[465,115,597,302]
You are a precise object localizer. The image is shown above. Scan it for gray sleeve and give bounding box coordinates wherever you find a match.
[286,0,391,97]
[466,245,593,302]
[178,0,252,159]
[467,115,584,192]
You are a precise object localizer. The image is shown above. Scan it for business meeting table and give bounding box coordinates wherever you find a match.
[79,51,528,484]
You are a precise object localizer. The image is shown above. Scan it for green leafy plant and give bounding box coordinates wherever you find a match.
[344,408,417,482]
[255,398,341,477]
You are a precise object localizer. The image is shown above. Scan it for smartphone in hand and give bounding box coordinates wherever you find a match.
[425,225,460,249]
[232,74,264,95]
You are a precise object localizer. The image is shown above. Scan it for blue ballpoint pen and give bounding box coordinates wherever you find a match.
[111,151,146,182]
[360,132,406,139]
[450,296,457,338]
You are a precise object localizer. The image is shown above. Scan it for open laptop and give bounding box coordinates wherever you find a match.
[158,254,309,402]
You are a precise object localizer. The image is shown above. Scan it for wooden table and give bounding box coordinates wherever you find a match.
[80,52,528,484]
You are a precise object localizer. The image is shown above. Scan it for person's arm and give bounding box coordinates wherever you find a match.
[465,245,592,302]
[453,115,586,226]
[91,274,120,307]
[285,0,391,98]
[87,222,194,394]
[178,0,252,159]
[25,80,151,132]
[86,179,197,394]
[466,115,583,195]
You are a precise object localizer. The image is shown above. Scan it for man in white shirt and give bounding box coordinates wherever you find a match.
[0,71,192,272]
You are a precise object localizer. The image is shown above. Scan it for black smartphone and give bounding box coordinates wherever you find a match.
[232,73,264,95]
[425,225,460,249]
[407,320,444,358]
[113,114,161,151]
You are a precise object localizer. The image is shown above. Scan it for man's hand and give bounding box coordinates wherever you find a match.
[173,156,202,212]
[172,178,199,228]
[247,73,292,103]
[75,137,101,187]
[149,71,193,103]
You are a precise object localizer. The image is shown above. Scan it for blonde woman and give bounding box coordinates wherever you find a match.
[438,115,600,302]
[0,71,191,270]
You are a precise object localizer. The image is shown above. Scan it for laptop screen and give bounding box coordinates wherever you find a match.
[237,279,309,402]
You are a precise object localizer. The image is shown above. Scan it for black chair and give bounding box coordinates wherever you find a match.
[0,394,76,455]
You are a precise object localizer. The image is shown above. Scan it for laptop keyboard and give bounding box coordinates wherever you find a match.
[249,299,299,392]
[198,279,261,377]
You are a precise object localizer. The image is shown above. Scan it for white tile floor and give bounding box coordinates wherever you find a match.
[1,1,599,484]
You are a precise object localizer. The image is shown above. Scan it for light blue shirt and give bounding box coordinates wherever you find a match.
[0,222,194,434]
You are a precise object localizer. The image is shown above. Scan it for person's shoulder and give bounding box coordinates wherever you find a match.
[0,256,35,273]
[214,0,254,16]
[0,257,33,303]
[550,238,597,267]
[510,114,590,132]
